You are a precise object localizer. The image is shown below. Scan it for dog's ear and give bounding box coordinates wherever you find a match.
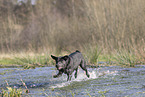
[63,55,69,61]
[51,55,58,60]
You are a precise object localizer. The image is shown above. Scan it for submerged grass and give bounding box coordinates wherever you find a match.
[1,79,29,97]
[98,90,108,97]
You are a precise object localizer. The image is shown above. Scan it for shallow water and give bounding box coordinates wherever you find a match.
[0,65,145,97]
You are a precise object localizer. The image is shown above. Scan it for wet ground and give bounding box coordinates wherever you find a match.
[0,65,145,97]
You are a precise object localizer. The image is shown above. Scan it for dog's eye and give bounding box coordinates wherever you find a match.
[59,60,63,63]
[60,60,64,63]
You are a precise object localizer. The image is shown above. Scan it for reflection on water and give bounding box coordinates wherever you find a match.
[0,65,145,97]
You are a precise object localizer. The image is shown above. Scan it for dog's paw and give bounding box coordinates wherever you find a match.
[53,75,58,78]
[87,74,90,78]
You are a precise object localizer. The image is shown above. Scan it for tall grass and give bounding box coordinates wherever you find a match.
[114,50,137,67]
[83,44,103,65]
[0,0,144,64]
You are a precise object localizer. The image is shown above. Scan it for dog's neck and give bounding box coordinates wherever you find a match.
[65,56,71,68]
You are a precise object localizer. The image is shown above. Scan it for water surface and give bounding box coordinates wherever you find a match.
[0,65,145,97]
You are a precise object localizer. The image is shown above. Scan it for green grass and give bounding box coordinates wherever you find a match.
[0,58,16,65]
[1,88,93,97]
[0,49,142,69]
[114,50,137,67]
[0,72,6,75]
[84,45,103,65]
[0,53,54,69]
[98,90,108,97]
[1,87,22,97]
[14,54,50,65]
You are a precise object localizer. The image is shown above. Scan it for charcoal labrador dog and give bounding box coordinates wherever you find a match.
[51,50,90,81]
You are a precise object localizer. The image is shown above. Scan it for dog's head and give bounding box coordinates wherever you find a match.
[51,55,70,70]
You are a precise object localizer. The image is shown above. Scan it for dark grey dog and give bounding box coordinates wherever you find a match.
[51,50,90,81]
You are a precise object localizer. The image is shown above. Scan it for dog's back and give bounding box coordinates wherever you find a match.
[69,50,84,63]
[67,50,86,72]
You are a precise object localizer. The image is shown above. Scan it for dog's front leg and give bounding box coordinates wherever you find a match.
[53,71,63,78]
[67,74,72,81]
[74,68,78,79]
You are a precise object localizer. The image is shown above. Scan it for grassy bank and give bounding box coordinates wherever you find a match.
[0,0,144,68]
[0,48,144,68]
[0,52,53,69]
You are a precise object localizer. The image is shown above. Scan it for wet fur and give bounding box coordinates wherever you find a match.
[51,50,90,81]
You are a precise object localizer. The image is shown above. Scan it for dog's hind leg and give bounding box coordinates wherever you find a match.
[74,68,78,79]
[80,60,90,78]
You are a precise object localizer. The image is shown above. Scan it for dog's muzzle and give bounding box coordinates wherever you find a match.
[58,67,63,70]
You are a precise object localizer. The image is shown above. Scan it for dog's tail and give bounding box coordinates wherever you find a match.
[76,50,80,53]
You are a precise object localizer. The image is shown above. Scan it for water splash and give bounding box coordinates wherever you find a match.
[50,82,71,89]
[50,68,118,89]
